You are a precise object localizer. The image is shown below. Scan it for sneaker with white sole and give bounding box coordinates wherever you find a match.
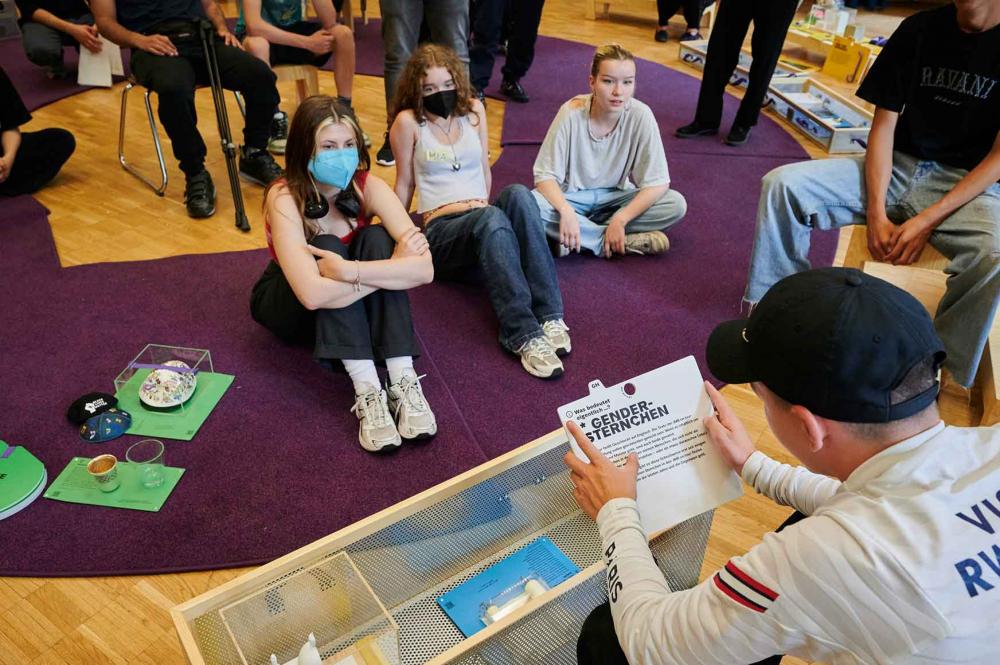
[542,319,571,356]
[387,370,437,440]
[350,383,401,452]
[517,336,564,379]
[624,231,670,256]
[268,111,288,155]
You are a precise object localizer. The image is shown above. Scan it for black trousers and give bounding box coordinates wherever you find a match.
[577,511,808,665]
[0,128,75,197]
[657,0,703,28]
[694,0,798,129]
[130,21,280,176]
[469,0,545,90]
[250,226,420,362]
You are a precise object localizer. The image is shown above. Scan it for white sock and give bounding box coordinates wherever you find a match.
[342,359,380,394]
[385,356,415,385]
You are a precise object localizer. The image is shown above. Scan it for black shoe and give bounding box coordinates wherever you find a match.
[498,39,508,56]
[184,170,216,218]
[268,111,288,155]
[473,87,486,105]
[724,125,752,146]
[675,120,719,138]
[376,133,395,167]
[680,31,703,41]
[500,77,529,103]
[340,105,372,147]
[654,28,668,42]
[239,146,284,186]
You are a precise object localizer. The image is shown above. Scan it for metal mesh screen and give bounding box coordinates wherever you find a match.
[219,552,399,665]
[185,441,714,665]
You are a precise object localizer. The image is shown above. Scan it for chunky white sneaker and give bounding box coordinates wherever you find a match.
[350,383,401,452]
[624,231,670,255]
[387,370,437,441]
[542,319,571,356]
[517,336,564,379]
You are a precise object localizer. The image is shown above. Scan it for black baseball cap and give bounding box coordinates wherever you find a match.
[707,268,946,423]
[66,392,118,425]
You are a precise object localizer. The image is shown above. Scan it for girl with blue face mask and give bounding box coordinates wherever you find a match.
[250,97,439,453]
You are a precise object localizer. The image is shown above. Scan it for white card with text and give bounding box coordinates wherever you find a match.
[558,356,743,537]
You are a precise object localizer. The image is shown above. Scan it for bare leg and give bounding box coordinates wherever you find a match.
[330,24,355,99]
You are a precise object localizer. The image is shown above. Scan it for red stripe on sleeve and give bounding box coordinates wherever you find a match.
[713,574,766,613]
[725,562,779,601]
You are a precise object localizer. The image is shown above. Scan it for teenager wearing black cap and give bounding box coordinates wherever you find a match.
[567,267,1000,664]
[744,0,1000,391]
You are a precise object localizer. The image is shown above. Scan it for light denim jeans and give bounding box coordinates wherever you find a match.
[745,151,1000,388]
[530,187,687,257]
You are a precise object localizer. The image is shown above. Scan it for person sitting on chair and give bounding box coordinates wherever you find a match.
[390,44,570,380]
[251,96,437,453]
[15,0,101,79]
[236,0,361,154]
[532,44,687,259]
[0,66,75,197]
[743,0,1000,391]
[92,0,285,219]
[571,267,1000,665]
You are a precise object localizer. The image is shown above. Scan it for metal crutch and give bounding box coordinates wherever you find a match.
[198,19,251,232]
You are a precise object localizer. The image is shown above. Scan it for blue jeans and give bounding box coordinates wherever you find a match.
[425,184,564,352]
[745,151,1000,388]
[380,0,469,117]
[531,187,687,257]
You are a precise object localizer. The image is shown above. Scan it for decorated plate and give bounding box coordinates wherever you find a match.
[138,360,198,408]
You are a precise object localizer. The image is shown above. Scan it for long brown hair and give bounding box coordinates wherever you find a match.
[390,44,478,126]
[266,95,371,239]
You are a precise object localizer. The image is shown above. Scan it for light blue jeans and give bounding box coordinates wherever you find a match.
[530,187,687,257]
[745,151,1000,388]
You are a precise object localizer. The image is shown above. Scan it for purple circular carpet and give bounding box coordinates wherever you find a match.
[0,34,832,576]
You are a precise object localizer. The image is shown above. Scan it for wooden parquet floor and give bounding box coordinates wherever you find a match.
[3,2,964,664]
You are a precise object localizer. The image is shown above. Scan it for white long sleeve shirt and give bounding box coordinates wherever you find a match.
[596,422,1000,664]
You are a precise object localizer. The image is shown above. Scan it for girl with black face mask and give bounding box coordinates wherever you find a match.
[390,44,571,380]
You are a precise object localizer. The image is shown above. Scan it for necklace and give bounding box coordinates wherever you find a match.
[586,96,624,142]
[431,116,462,172]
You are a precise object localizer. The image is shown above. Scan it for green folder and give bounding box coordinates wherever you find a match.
[44,457,185,512]
[115,370,235,441]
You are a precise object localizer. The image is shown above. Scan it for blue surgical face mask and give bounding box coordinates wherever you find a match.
[308,148,359,190]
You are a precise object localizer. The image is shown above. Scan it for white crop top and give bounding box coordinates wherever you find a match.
[413,114,488,213]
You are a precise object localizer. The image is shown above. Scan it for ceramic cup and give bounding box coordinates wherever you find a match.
[87,454,120,492]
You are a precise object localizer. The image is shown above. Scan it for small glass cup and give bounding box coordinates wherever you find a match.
[126,439,165,489]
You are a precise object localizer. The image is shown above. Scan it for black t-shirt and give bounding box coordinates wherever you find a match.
[0,69,32,155]
[14,0,90,25]
[115,0,206,34]
[856,4,1000,172]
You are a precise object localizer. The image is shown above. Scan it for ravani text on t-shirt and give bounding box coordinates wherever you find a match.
[920,67,998,103]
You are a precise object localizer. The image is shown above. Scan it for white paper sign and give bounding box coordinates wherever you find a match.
[558,356,743,537]
[77,37,124,88]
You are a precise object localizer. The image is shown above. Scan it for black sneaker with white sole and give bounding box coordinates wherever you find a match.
[268,111,288,155]
[239,146,284,186]
[184,170,216,218]
[376,133,395,167]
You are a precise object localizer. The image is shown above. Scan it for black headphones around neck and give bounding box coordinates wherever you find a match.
[303,182,362,221]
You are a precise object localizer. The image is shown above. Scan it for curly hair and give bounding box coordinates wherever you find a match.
[265,95,371,239]
[390,43,478,126]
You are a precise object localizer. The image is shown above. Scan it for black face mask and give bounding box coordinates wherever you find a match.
[423,89,457,119]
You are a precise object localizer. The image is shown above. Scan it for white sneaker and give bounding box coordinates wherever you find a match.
[350,383,401,452]
[542,319,571,356]
[517,336,564,379]
[387,370,437,440]
[624,231,670,255]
